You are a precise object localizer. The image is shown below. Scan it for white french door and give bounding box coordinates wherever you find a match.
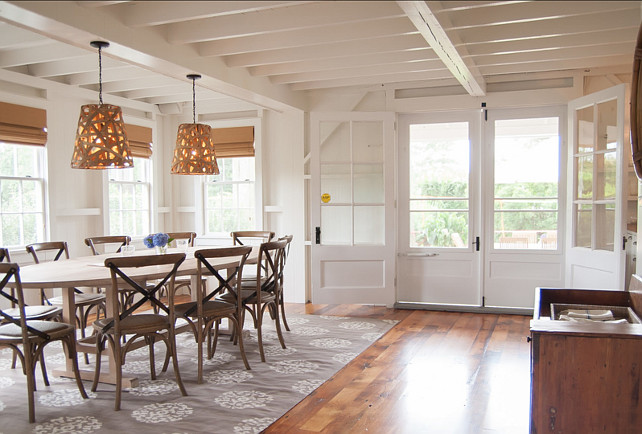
[398,107,566,309]
[566,84,627,289]
[310,112,395,306]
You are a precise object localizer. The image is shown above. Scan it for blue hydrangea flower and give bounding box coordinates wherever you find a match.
[143,234,154,248]
[152,232,170,247]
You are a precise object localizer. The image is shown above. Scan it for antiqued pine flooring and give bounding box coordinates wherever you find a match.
[265,304,532,434]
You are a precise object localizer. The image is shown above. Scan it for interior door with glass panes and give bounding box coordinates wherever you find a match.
[566,84,627,289]
[310,112,395,306]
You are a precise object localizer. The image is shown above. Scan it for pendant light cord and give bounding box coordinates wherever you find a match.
[98,45,103,105]
[192,77,196,124]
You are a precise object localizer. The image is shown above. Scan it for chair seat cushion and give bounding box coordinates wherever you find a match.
[93,314,169,334]
[4,305,62,319]
[221,290,275,304]
[49,293,105,305]
[0,320,71,339]
[175,300,236,319]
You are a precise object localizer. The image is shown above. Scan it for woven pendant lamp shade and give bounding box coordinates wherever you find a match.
[171,123,220,174]
[71,103,133,169]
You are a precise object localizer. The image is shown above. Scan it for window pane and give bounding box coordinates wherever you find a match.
[22,213,40,245]
[595,203,615,251]
[110,211,121,235]
[494,199,558,211]
[353,121,383,163]
[411,199,469,211]
[354,206,384,245]
[494,212,558,249]
[0,144,15,176]
[575,155,593,199]
[321,206,351,245]
[409,123,469,199]
[597,99,617,151]
[575,204,592,248]
[238,183,254,209]
[321,164,351,203]
[410,211,468,248]
[16,146,38,177]
[595,151,616,200]
[320,121,350,162]
[1,180,21,211]
[2,214,20,246]
[354,164,383,204]
[22,180,42,212]
[576,106,594,153]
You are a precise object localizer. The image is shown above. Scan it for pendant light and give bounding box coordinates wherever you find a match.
[171,74,219,175]
[71,41,132,169]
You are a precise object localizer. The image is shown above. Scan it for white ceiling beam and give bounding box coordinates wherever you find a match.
[472,41,634,67]
[291,69,458,91]
[225,34,428,68]
[397,1,485,96]
[79,1,130,8]
[100,75,183,93]
[122,84,191,100]
[167,1,405,44]
[456,8,640,45]
[0,22,46,49]
[0,1,305,112]
[465,27,639,56]
[28,55,122,77]
[270,59,447,85]
[65,65,150,85]
[250,49,434,77]
[114,1,309,27]
[0,42,84,68]
[198,16,416,57]
[479,55,632,76]
[442,1,639,30]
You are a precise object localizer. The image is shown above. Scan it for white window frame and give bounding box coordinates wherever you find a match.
[0,141,49,247]
[195,117,263,240]
[104,156,152,237]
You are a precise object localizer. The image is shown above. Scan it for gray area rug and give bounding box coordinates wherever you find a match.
[0,313,396,433]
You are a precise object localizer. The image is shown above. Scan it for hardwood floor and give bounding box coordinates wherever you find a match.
[265,304,532,434]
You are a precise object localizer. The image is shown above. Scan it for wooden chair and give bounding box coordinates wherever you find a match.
[165,232,198,296]
[91,253,187,410]
[26,242,106,345]
[276,235,293,331]
[175,246,252,383]
[224,239,287,362]
[0,262,88,422]
[231,231,275,246]
[84,235,131,255]
[85,235,136,310]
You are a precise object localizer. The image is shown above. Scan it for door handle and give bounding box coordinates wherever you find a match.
[473,237,478,251]
[315,227,321,244]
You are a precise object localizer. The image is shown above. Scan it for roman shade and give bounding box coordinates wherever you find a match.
[212,126,254,158]
[126,123,153,159]
[0,102,47,146]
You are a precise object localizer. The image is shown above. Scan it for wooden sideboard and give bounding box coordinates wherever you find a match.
[530,278,642,433]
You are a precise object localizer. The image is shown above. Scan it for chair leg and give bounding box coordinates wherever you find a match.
[24,348,36,423]
[64,336,88,400]
[38,351,49,388]
[256,307,266,362]
[272,302,287,350]
[168,330,187,396]
[229,315,250,370]
[147,335,157,380]
[114,342,122,411]
[279,293,290,332]
[91,334,104,392]
[197,326,204,384]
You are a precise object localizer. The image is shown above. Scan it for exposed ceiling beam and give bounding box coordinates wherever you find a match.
[397,1,485,96]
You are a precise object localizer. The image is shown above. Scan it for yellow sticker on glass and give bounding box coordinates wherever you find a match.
[321,193,331,203]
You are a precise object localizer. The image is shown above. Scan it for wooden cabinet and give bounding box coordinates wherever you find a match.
[530,284,642,433]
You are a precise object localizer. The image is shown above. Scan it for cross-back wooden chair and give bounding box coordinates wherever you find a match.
[164,232,198,296]
[84,235,131,255]
[276,235,293,331]
[231,231,275,246]
[175,246,252,383]
[92,253,188,410]
[84,235,136,310]
[0,262,87,423]
[26,242,106,349]
[224,239,287,362]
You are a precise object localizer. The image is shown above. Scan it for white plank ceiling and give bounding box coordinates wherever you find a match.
[0,1,640,114]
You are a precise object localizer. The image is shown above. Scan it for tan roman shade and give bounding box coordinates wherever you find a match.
[0,101,47,146]
[126,123,153,159]
[212,126,254,158]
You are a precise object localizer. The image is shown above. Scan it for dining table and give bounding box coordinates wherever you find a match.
[13,245,257,387]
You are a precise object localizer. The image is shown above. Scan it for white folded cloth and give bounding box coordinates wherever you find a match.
[561,309,614,321]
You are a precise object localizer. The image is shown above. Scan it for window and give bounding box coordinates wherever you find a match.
[0,142,46,246]
[108,157,151,236]
[204,157,255,234]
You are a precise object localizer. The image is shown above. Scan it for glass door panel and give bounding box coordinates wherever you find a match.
[320,121,350,162]
[576,106,594,153]
[597,99,617,151]
[595,151,617,200]
[493,117,560,250]
[408,122,470,248]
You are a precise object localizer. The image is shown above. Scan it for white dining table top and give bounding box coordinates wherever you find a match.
[15,246,257,289]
